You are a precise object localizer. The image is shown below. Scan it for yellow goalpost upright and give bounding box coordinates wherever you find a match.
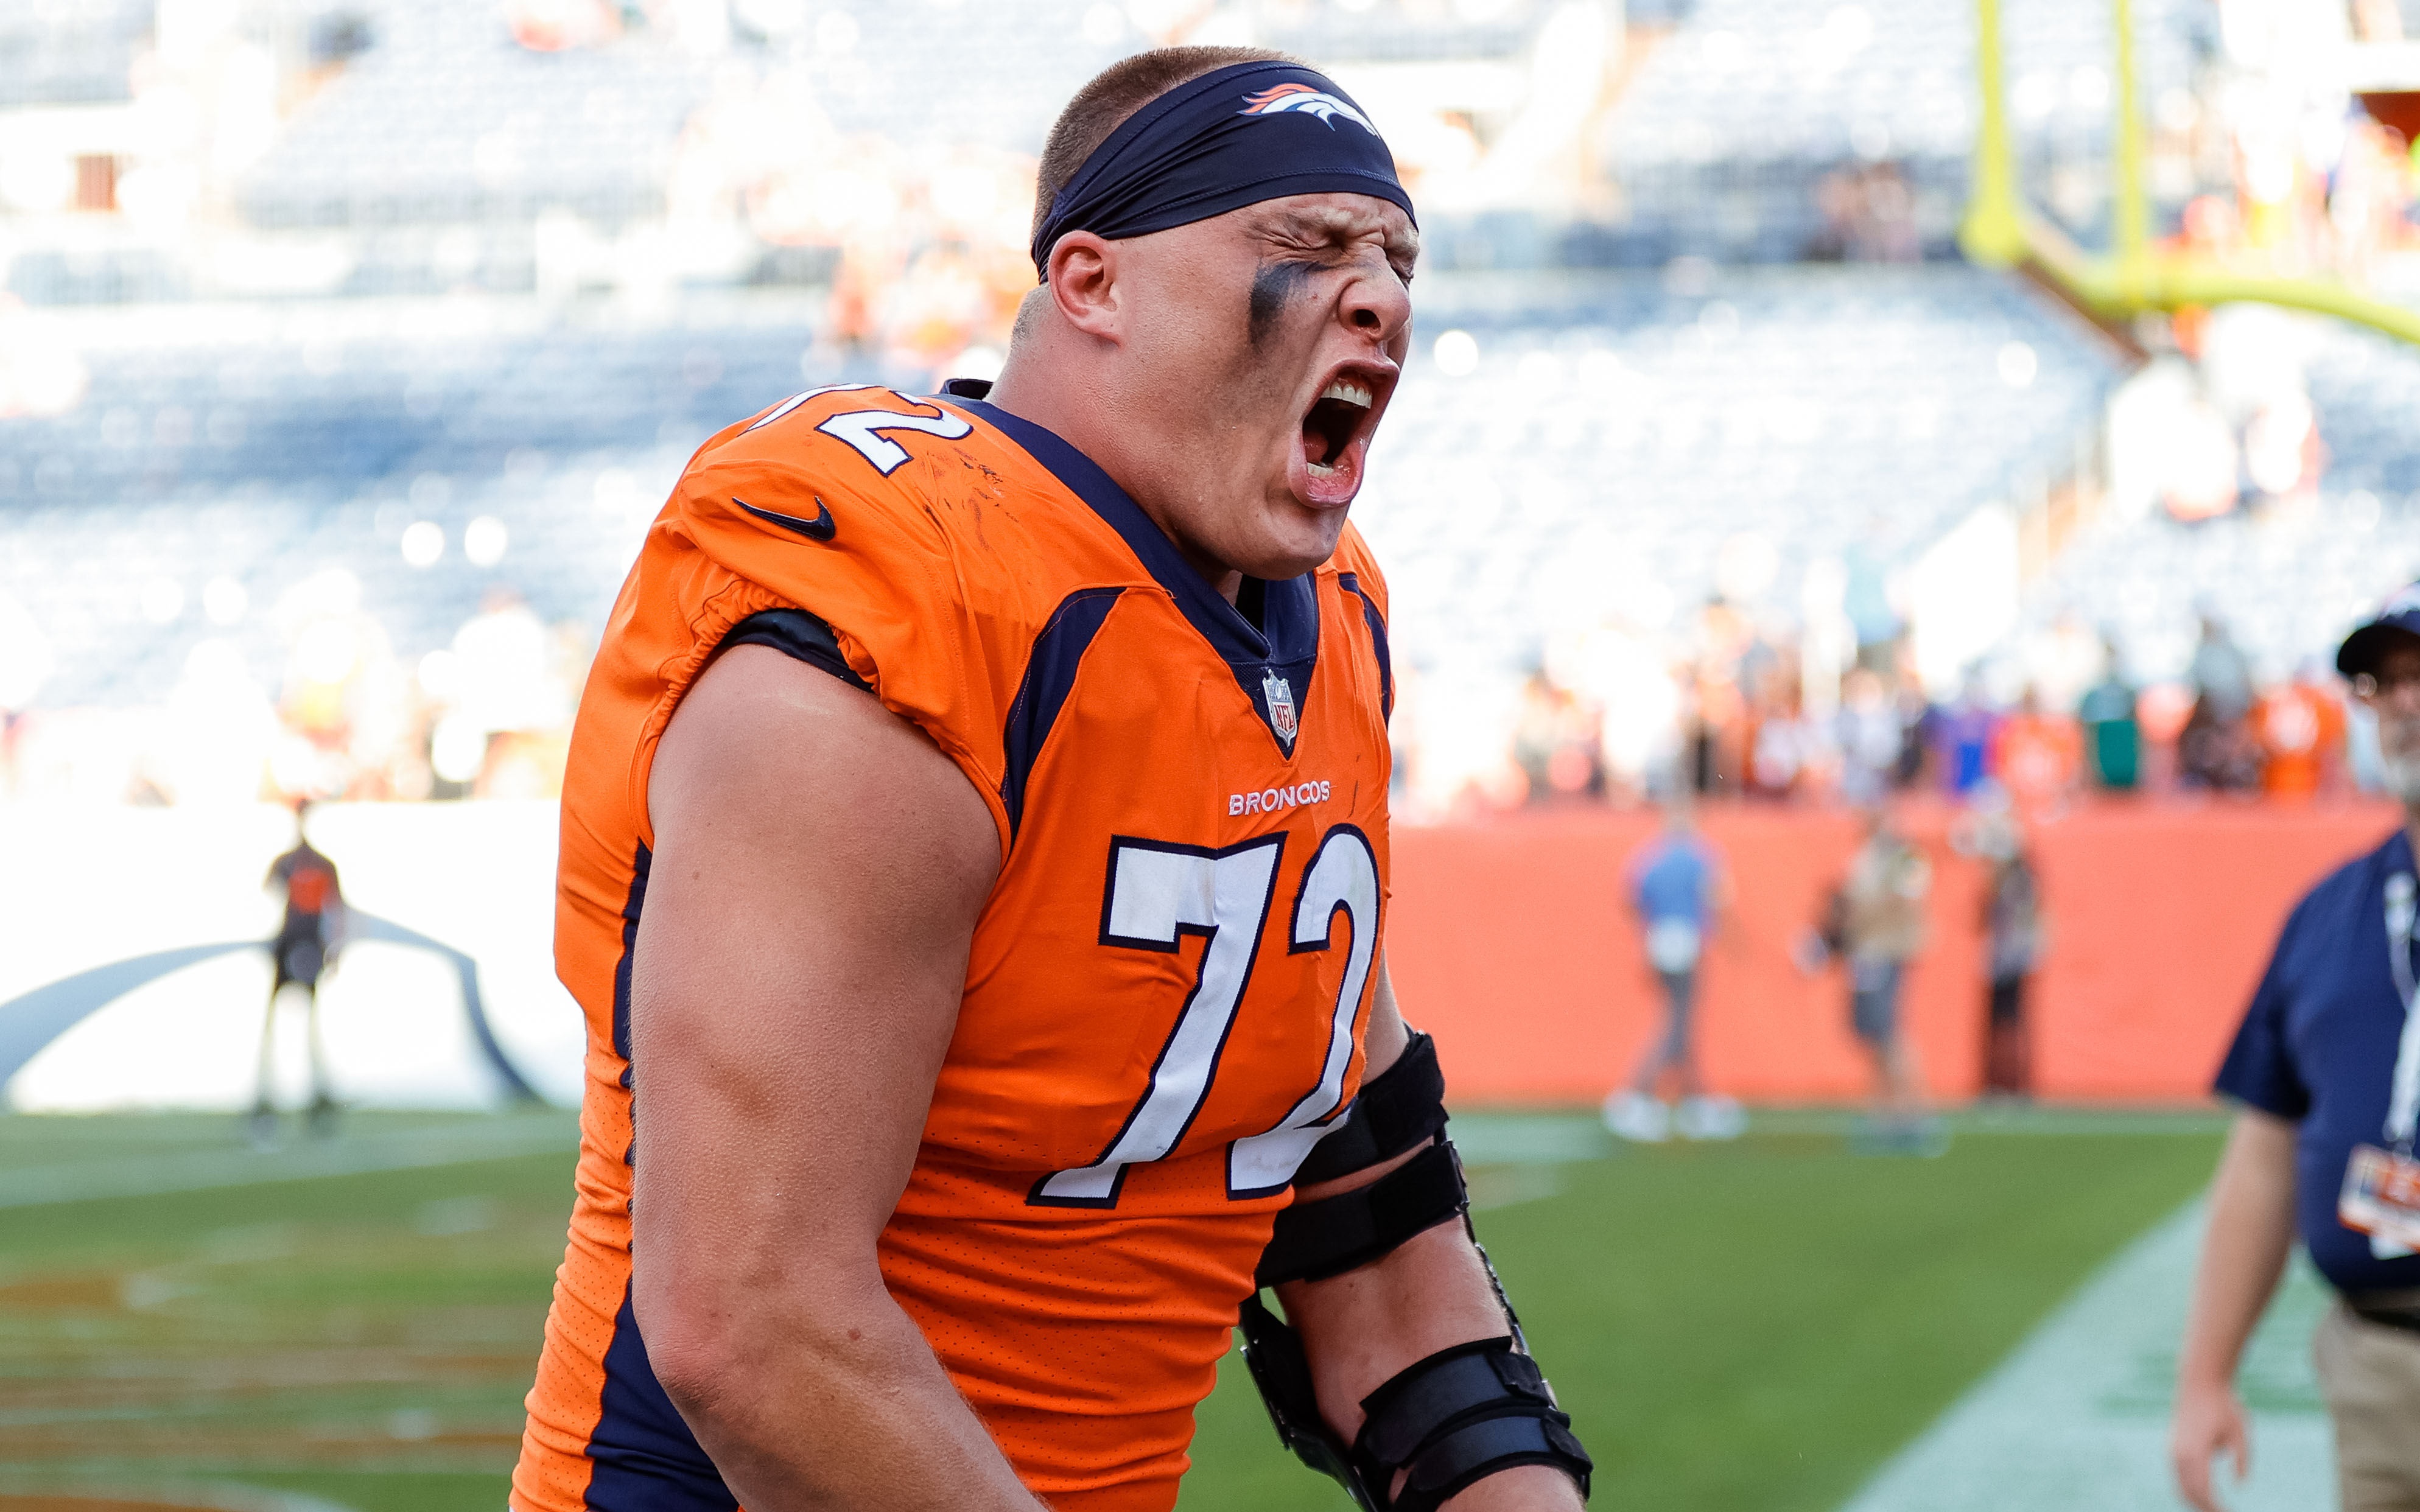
[1960,0,2420,348]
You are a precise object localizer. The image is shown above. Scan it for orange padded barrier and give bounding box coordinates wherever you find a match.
[1387,799,2405,1105]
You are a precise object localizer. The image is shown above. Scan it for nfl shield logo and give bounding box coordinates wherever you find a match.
[1262,668,1298,743]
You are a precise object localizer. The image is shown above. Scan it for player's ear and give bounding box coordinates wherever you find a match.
[1043,232,1122,343]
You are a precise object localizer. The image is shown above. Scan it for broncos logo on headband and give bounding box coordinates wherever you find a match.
[1238,82,1380,136]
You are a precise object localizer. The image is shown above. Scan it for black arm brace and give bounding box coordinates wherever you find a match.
[1238,1032,1593,1511]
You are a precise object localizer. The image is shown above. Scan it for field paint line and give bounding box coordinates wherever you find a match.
[0,1479,357,1512]
[0,1114,580,1210]
[1835,1196,2335,1512]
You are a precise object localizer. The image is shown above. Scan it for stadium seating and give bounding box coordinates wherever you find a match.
[1360,265,2117,674]
[0,264,2116,713]
[2025,325,2420,683]
[1598,0,2206,263]
[0,0,149,110]
[0,292,829,707]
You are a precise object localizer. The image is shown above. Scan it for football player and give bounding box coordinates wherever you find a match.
[514,46,1593,1512]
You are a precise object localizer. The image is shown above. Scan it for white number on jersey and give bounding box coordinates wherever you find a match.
[1032,824,1384,1209]
[1033,835,1286,1207]
[815,402,974,475]
[1227,825,1381,1197]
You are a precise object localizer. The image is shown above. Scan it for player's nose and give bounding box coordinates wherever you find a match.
[1338,252,1411,346]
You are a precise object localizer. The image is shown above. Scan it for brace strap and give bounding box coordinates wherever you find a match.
[1294,1030,1450,1187]
[1257,1138,1467,1288]
[1353,1337,1593,1512]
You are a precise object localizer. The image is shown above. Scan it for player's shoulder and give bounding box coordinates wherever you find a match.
[1325,520,1389,615]
[689,385,981,516]
[673,384,1079,580]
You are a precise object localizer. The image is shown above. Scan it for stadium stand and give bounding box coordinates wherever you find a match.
[0,290,826,707]
[1361,265,2116,677]
[1598,0,2208,264]
[0,0,150,110]
[2027,326,2420,683]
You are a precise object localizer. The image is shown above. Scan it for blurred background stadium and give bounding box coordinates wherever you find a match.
[4,0,2418,1505]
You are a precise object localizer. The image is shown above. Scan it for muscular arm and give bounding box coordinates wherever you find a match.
[1279,957,1585,1511]
[2170,1107,2298,1512]
[627,646,1042,1512]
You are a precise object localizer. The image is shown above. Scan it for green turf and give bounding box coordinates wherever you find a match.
[0,1111,2224,1512]
[1181,1120,2228,1512]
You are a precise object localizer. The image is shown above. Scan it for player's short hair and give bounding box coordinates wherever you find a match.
[1032,44,1305,242]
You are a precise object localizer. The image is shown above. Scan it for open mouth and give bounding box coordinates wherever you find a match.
[1300,376,1374,479]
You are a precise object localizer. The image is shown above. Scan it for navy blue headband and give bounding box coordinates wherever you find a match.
[1031,59,1415,279]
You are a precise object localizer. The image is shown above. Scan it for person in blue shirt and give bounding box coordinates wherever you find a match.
[2173,586,2420,1512]
[1604,797,1743,1143]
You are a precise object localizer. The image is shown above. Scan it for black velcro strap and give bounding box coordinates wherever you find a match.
[1257,1138,1467,1288]
[1294,1031,1449,1188]
[1392,1413,1592,1512]
[1356,1339,1542,1466]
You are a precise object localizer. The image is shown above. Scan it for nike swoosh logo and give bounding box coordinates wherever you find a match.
[734,496,835,542]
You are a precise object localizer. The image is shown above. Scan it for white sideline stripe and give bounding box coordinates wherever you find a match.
[1835,1197,2336,1512]
[0,1115,579,1209]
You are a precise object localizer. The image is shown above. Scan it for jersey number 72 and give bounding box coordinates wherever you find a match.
[1029,825,1380,1208]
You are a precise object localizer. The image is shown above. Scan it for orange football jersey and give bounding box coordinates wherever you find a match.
[514,381,1397,1512]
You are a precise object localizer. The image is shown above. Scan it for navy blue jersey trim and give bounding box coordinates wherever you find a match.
[1336,572,1394,720]
[584,1280,738,1511]
[718,607,872,693]
[947,396,1318,755]
[611,842,650,1167]
[1003,587,1126,842]
[610,842,650,1065]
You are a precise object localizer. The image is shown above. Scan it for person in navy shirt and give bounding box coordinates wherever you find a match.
[2173,587,2420,1512]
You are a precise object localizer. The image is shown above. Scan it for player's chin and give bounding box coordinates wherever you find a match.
[1244,488,1352,581]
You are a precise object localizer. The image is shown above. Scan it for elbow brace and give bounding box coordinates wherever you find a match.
[1238,1032,1593,1511]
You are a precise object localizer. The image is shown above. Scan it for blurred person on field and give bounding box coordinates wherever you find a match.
[254,802,346,1146]
[2079,643,2143,792]
[1604,797,1743,1144]
[1955,786,2043,1101]
[2173,586,2420,1512]
[1991,685,2082,808]
[2257,657,2348,799]
[1816,804,1940,1153]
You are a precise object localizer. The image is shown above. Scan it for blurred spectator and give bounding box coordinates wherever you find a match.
[2079,650,2144,793]
[1957,790,2043,1101]
[2181,695,2265,792]
[1604,799,1743,1144]
[1834,667,1901,805]
[1747,683,1812,800]
[1932,674,1999,797]
[2255,658,2348,799]
[1823,805,1940,1153]
[1992,687,2083,808]
[2192,614,2258,727]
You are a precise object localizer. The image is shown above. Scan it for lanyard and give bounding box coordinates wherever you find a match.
[2386,872,2420,1154]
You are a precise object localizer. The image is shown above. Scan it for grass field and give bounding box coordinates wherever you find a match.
[0,1109,2227,1512]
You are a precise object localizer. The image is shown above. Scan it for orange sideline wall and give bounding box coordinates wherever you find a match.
[1387,799,2404,1105]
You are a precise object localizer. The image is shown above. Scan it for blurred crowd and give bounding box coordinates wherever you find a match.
[1432,600,2376,819]
[0,574,590,807]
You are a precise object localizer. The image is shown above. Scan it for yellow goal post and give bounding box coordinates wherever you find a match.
[1960,0,2420,348]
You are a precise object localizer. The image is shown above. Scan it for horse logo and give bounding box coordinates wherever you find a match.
[1238,83,1380,136]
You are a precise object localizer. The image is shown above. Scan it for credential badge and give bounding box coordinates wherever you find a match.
[1263,668,1298,743]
